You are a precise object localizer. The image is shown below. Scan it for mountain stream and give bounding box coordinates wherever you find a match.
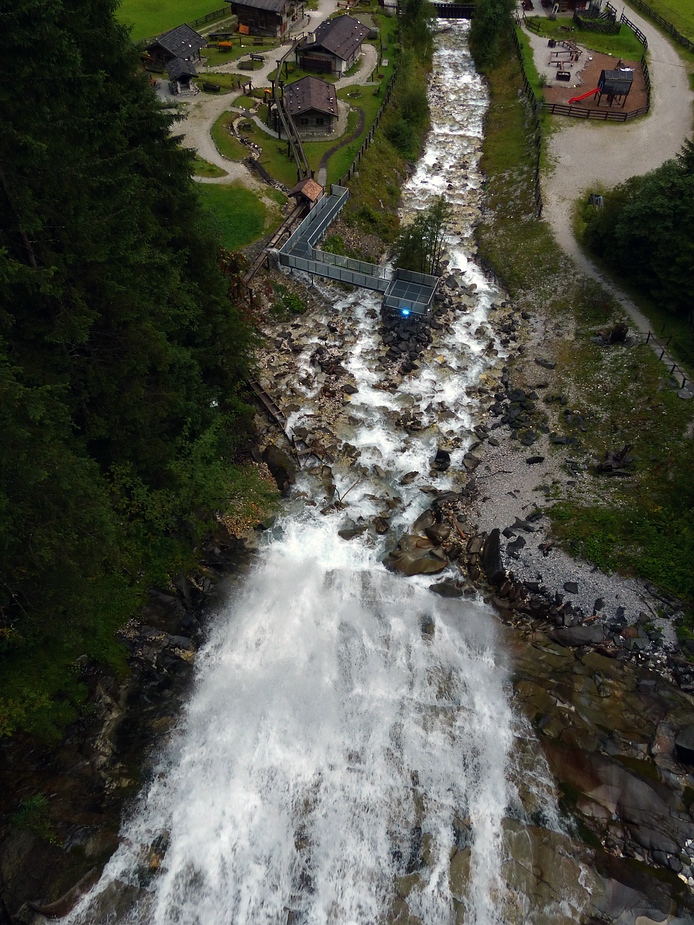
[66,22,584,925]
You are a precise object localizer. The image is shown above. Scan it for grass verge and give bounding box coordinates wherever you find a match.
[197,184,269,249]
[118,0,223,41]
[524,16,646,58]
[193,155,227,177]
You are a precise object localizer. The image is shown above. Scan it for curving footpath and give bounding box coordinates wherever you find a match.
[535,1,694,392]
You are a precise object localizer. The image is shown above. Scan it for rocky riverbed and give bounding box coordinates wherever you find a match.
[241,260,694,923]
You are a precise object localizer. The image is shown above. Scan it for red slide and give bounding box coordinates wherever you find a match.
[568,87,599,103]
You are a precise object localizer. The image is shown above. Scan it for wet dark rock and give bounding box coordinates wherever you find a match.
[262,444,296,494]
[432,448,451,472]
[429,581,463,598]
[506,535,526,558]
[674,725,694,765]
[481,529,504,585]
[526,455,544,465]
[549,625,605,646]
[425,524,451,545]
[338,523,368,540]
[563,582,579,594]
[534,357,556,370]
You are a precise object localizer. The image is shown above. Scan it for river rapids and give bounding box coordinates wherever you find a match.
[65,22,580,925]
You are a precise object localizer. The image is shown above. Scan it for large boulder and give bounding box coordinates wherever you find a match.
[262,444,296,494]
[481,529,504,584]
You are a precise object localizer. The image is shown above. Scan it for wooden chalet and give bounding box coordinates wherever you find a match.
[284,76,338,134]
[226,0,296,37]
[145,24,206,67]
[296,15,369,76]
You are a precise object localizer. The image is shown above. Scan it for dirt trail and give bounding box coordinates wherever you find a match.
[537,3,693,337]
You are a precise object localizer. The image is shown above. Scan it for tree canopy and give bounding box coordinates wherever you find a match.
[0,0,257,734]
[582,142,694,323]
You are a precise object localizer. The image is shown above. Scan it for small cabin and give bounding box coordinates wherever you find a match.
[288,177,324,211]
[284,76,338,135]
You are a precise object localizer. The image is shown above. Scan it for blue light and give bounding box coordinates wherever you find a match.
[401,308,410,317]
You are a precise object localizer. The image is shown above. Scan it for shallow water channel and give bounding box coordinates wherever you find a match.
[66,23,585,925]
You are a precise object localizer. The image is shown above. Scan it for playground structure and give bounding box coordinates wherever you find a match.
[568,67,634,106]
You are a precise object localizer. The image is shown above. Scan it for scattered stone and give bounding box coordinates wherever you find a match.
[534,357,556,370]
[526,455,544,465]
[563,581,579,594]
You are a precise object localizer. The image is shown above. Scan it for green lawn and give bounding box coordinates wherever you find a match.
[197,183,267,249]
[117,0,225,41]
[525,16,645,58]
[211,112,251,159]
[635,0,694,41]
[193,155,227,177]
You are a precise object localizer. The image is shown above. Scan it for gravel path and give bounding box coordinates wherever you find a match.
[532,1,693,390]
[177,0,377,188]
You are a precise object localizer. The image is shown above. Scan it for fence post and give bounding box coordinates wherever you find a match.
[646,331,651,343]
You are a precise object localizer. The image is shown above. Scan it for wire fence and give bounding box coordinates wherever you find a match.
[644,328,691,392]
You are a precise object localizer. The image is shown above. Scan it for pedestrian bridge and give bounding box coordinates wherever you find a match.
[278,186,439,316]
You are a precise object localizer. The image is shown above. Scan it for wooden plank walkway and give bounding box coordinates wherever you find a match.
[246,378,317,464]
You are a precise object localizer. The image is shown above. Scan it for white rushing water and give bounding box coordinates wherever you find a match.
[67,22,566,925]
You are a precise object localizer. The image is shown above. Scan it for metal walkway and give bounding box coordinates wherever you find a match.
[278,186,439,315]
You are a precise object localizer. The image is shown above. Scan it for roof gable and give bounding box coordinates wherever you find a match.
[166,58,198,79]
[284,75,338,117]
[304,15,369,61]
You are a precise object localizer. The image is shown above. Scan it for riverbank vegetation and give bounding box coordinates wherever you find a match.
[577,142,694,368]
[473,11,694,622]
[0,0,278,738]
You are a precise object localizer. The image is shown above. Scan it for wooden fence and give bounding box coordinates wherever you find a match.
[645,328,691,392]
[624,0,693,52]
[515,9,650,125]
[510,23,543,218]
[337,64,398,186]
[139,7,230,46]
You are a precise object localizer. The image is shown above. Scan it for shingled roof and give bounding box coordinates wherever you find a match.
[229,0,288,10]
[288,178,324,203]
[303,15,369,61]
[149,24,206,59]
[284,76,338,117]
[166,58,198,80]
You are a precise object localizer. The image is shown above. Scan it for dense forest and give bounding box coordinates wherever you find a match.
[0,0,261,737]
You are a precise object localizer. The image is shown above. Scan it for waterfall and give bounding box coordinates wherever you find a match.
[66,23,568,925]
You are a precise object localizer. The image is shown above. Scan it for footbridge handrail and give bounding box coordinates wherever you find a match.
[273,41,310,181]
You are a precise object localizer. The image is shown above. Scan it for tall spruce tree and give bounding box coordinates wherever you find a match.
[0,0,254,731]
